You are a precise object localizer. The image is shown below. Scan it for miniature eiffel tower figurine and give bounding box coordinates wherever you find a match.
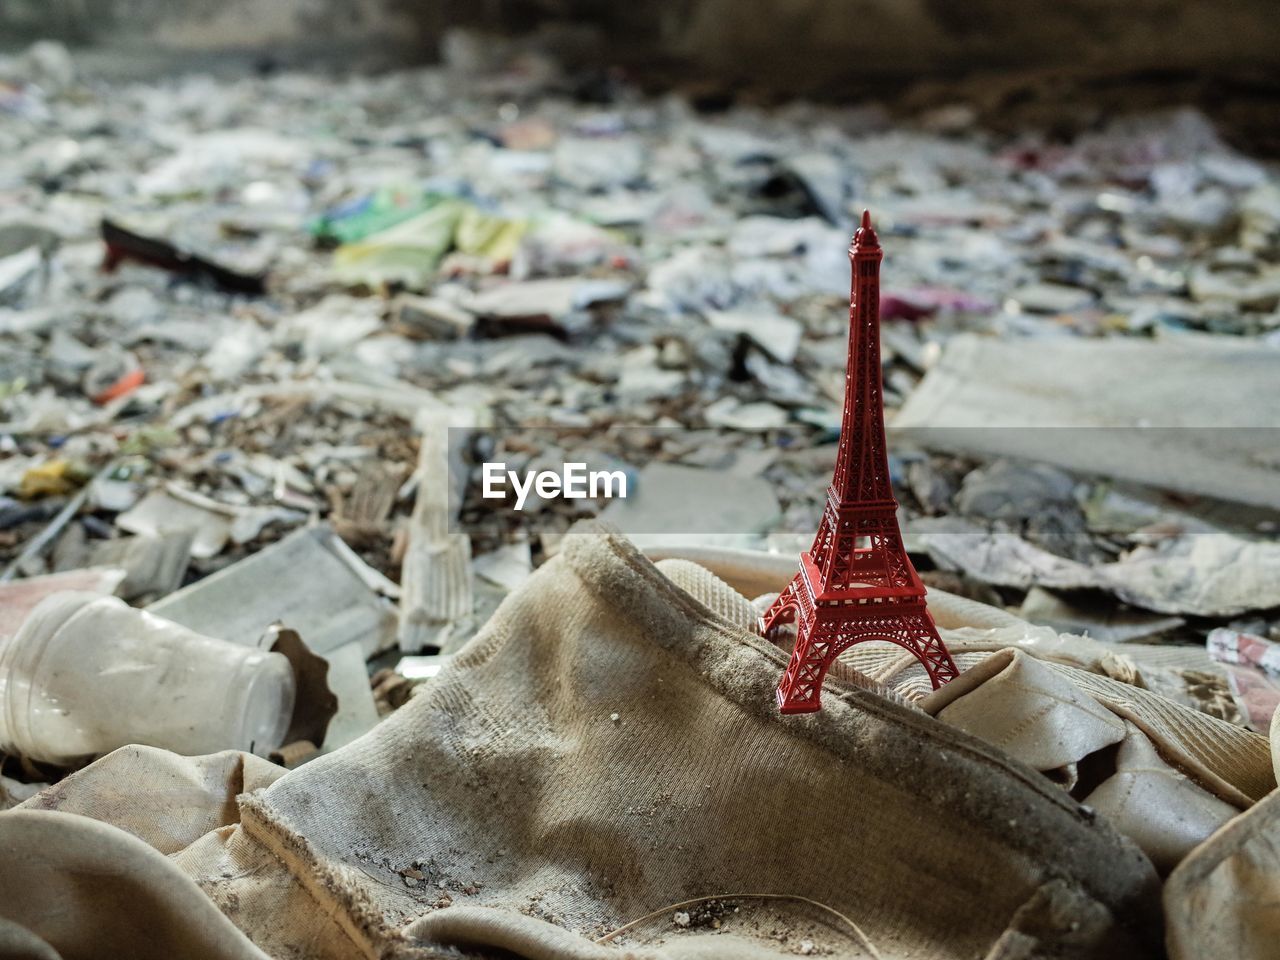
[760,211,959,713]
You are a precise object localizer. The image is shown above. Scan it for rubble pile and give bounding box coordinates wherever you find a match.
[1,35,1278,779]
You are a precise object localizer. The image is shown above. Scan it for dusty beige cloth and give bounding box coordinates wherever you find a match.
[0,809,271,960]
[926,649,1127,774]
[853,629,1274,809]
[1084,723,1240,874]
[916,646,1261,872]
[2,529,1161,959]
[1164,789,1280,960]
[1162,710,1280,959]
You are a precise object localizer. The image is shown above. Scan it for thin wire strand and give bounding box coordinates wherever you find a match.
[593,892,883,959]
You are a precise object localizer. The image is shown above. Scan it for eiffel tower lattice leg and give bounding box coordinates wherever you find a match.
[908,620,961,689]
[758,576,802,635]
[775,619,838,714]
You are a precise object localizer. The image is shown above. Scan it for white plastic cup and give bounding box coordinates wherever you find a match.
[0,591,295,765]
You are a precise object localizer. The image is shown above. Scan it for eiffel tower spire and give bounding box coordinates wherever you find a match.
[760,211,959,713]
[831,209,891,503]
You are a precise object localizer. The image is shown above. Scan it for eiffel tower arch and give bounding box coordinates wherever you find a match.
[771,601,960,713]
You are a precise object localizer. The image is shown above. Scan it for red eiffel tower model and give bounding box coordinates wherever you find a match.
[760,211,959,713]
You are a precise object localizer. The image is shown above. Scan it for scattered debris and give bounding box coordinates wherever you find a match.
[1207,628,1280,731]
[463,277,629,334]
[0,36,1277,908]
[394,293,477,340]
[395,655,449,680]
[0,566,125,639]
[1018,587,1185,644]
[319,641,383,750]
[600,462,782,549]
[149,524,398,656]
[921,520,1280,617]
[70,531,193,601]
[398,413,474,652]
[101,219,268,295]
[117,484,305,560]
[1,30,1279,960]
[895,334,1280,512]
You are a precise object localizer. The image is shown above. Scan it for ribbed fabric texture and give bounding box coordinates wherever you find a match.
[1060,665,1274,805]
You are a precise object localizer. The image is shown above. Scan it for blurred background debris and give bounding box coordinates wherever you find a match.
[0,6,1277,785]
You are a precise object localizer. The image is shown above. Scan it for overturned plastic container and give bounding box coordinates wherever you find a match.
[0,592,296,765]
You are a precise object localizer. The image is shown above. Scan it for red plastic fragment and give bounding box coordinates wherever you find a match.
[91,366,145,405]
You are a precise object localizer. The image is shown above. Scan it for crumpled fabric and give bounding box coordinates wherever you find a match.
[850,629,1274,807]
[918,648,1257,870]
[1084,722,1239,873]
[0,528,1161,960]
[1161,708,1280,959]
[926,647,1127,775]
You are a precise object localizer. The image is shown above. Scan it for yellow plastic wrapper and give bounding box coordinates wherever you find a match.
[453,206,526,263]
[19,460,83,499]
[333,200,525,289]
